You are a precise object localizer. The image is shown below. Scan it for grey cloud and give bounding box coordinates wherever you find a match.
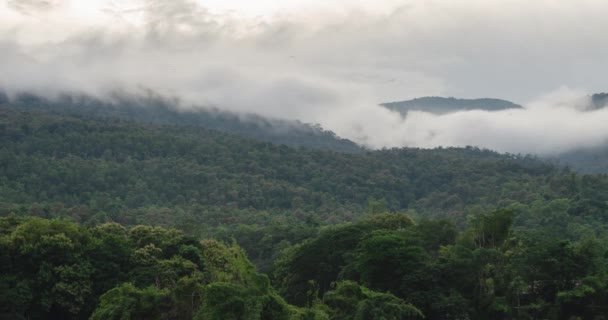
[1,0,608,155]
[7,0,64,14]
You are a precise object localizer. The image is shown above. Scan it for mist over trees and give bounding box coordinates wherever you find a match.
[4,1,608,318]
[7,90,608,174]
[0,91,363,153]
[3,102,608,319]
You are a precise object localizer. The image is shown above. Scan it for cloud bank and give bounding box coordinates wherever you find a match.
[1,0,608,155]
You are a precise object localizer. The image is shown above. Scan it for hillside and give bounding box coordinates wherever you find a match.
[1,106,592,224]
[2,105,608,233]
[0,91,363,153]
[3,106,608,319]
[9,91,608,175]
[381,96,522,115]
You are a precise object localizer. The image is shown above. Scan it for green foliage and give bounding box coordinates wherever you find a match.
[462,209,514,249]
[196,282,295,320]
[90,283,171,320]
[273,210,608,319]
[4,105,608,278]
[0,107,584,231]
[4,207,608,319]
[354,230,429,296]
[274,224,374,305]
[361,212,415,230]
[4,92,363,153]
[355,292,423,320]
[324,281,423,320]
[4,103,608,319]
[415,218,458,251]
[1,217,302,320]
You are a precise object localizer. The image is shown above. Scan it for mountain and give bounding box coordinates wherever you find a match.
[3,104,608,319]
[592,92,608,109]
[380,94,608,174]
[2,104,607,228]
[0,90,364,153]
[9,91,608,174]
[381,96,522,115]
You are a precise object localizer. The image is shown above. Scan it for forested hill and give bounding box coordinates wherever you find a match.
[8,91,608,174]
[381,96,522,115]
[2,105,608,228]
[0,91,363,153]
[5,106,608,319]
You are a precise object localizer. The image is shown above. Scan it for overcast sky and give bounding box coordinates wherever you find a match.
[1,0,608,154]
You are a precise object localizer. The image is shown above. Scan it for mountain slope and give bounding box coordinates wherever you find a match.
[0,91,364,153]
[4,105,608,320]
[2,105,607,229]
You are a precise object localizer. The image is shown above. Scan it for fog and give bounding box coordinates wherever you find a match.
[1,0,608,155]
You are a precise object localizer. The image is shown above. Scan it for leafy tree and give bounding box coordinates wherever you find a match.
[324,281,423,320]
[90,283,171,320]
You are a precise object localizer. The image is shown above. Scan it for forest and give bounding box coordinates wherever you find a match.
[2,105,608,319]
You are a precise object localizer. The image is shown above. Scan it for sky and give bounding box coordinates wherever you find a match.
[1,0,608,154]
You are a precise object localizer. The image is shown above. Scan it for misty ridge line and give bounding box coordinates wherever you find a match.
[3,86,608,158]
[0,88,365,153]
[0,88,342,134]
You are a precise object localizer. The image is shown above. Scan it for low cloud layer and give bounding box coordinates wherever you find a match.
[1,0,608,155]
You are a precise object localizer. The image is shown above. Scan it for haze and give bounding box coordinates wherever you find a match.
[1,0,608,155]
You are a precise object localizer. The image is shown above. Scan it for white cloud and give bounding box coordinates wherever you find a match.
[1,0,608,155]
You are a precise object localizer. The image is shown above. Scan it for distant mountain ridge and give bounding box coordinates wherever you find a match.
[381,96,522,115]
[0,90,364,153]
[592,92,608,109]
[6,90,608,174]
[380,94,608,174]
